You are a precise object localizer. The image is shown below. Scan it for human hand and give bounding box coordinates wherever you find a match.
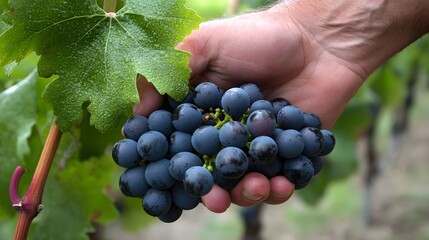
[135,0,414,212]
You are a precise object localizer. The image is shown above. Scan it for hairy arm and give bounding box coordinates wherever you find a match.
[273,0,429,78]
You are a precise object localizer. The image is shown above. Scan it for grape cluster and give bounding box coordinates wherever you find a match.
[112,82,336,222]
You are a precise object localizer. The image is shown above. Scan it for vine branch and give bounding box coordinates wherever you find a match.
[11,121,62,240]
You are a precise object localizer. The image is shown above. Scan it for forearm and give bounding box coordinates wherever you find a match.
[271,0,429,79]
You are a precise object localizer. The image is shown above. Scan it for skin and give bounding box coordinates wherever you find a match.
[134,0,429,213]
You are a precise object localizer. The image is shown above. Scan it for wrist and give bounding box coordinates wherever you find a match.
[271,0,429,79]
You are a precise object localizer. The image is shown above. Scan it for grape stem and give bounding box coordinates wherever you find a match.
[11,121,62,240]
[213,109,233,129]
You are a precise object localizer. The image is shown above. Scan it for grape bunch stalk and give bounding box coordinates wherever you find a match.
[112,82,336,223]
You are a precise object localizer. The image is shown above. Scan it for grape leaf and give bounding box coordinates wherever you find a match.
[29,156,119,240]
[0,0,201,132]
[0,71,38,216]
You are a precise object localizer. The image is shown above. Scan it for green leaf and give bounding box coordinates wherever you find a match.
[0,0,201,132]
[78,106,123,160]
[0,71,38,216]
[29,156,119,240]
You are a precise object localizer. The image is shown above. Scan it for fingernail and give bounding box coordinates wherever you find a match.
[243,190,265,202]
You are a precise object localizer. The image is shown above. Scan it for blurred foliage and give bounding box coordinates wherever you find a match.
[0,1,429,239]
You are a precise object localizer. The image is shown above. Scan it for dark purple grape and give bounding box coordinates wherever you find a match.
[300,127,324,157]
[250,99,274,113]
[168,152,203,181]
[212,168,241,190]
[172,103,202,133]
[142,188,172,216]
[303,112,322,129]
[137,131,168,161]
[221,88,250,120]
[158,204,183,223]
[219,121,249,148]
[170,181,200,210]
[319,129,336,156]
[215,147,249,179]
[119,166,150,198]
[193,82,224,110]
[148,110,175,137]
[248,136,278,164]
[282,155,314,186]
[145,159,176,190]
[240,83,264,104]
[191,125,221,156]
[168,131,194,155]
[275,129,304,159]
[248,156,283,178]
[112,139,141,168]
[123,115,149,141]
[183,166,214,197]
[246,109,277,137]
[270,98,290,116]
[277,105,304,130]
[309,156,323,175]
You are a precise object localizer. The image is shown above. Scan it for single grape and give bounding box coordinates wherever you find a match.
[240,83,264,104]
[123,115,149,141]
[142,188,172,217]
[172,103,202,133]
[249,156,283,178]
[112,139,141,168]
[168,131,194,155]
[270,98,290,117]
[277,105,305,130]
[282,155,314,186]
[250,99,275,113]
[303,112,322,129]
[170,181,200,210]
[168,152,203,181]
[246,109,277,137]
[193,82,224,110]
[191,125,221,156]
[294,180,311,190]
[300,127,324,157]
[137,131,168,161]
[309,156,323,175]
[219,121,249,148]
[221,88,250,120]
[148,110,175,137]
[275,129,304,159]
[319,129,336,156]
[272,128,283,139]
[145,159,176,190]
[212,168,241,190]
[248,136,278,164]
[215,147,249,179]
[119,166,150,198]
[158,204,183,223]
[183,166,214,197]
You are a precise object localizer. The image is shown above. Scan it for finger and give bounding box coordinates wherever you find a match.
[264,176,295,205]
[133,75,164,117]
[201,184,231,213]
[230,172,271,207]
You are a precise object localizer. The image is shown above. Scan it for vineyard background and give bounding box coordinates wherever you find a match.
[1,0,429,240]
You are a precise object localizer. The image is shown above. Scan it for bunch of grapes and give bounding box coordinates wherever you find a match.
[112,82,336,223]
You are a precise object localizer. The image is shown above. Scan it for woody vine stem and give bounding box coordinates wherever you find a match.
[10,121,62,240]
